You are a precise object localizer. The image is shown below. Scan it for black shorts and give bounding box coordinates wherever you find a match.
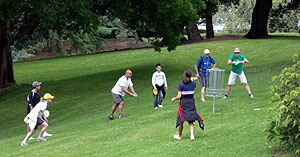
[34,117,44,130]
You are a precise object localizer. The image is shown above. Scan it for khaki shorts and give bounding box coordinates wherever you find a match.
[228,71,247,85]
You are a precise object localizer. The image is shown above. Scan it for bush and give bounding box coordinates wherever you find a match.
[11,46,34,62]
[265,54,300,154]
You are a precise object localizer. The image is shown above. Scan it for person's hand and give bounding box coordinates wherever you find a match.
[165,87,168,91]
[171,97,176,102]
[133,93,138,97]
[129,93,134,97]
[197,73,200,78]
[44,118,48,123]
[241,61,245,64]
[154,86,157,91]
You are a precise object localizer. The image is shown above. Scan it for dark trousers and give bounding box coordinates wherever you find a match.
[154,89,163,107]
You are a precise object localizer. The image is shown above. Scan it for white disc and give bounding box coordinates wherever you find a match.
[44,110,50,118]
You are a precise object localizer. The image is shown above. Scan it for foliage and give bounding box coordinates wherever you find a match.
[11,46,34,62]
[269,1,300,33]
[266,54,300,154]
[213,0,256,33]
[110,0,200,51]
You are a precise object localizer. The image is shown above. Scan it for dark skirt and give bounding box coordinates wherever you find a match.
[176,97,203,128]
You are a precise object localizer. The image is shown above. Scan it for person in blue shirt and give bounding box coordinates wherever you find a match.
[194,49,217,101]
[172,69,204,141]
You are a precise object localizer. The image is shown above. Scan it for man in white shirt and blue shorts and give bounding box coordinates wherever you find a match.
[108,70,138,120]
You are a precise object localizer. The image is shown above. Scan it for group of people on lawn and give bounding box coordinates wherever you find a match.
[21,47,254,146]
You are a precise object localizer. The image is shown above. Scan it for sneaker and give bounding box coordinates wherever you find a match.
[107,115,114,120]
[158,104,163,108]
[199,121,204,130]
[154,107,158,109]
[37,137,47,142]
[118,115,126,119]
[222,95,228,99]
[43,132,53,137]
[20,141,28,146]
[173,134,182,140]
[201,98,205,102]
[29,137,34,140]
[190,135,195,141]
[249,94,254,98]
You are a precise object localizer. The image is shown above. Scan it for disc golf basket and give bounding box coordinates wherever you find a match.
[205,68,226,114]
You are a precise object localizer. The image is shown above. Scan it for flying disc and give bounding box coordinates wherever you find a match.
[153,89,158,95]
[44,110,50,118]
[133,94,138,97]
[235,61,241,65]
[191,77,198,81]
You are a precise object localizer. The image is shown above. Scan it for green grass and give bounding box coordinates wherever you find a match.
[1,36,299,156]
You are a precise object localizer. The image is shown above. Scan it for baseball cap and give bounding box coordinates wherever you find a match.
[204,49,210,54]
[32,81,42,88]
[43,93,54,99]
[234,48,240,53]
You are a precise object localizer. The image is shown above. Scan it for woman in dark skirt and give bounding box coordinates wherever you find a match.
[171,69,204,141]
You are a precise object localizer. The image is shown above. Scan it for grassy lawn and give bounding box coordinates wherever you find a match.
[0,36,299,156]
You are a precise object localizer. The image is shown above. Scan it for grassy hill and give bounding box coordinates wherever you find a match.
[1,36,299,156]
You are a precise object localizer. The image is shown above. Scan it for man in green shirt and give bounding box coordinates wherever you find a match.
[223,48,254,99]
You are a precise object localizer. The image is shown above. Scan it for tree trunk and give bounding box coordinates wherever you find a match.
[245,0,272,38]
[0,23,16,88]
[205,1,215,39]
[186,21,202,43]
[134,31,140,45]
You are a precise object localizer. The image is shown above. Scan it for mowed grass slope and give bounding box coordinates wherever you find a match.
[1,37,299,156]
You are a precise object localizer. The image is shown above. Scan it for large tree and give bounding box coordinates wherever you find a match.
[0,0,98,88]
[245,0,273,38]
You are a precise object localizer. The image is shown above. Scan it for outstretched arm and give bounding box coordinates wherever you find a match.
[171,91,182,102]
[121,86,134,97]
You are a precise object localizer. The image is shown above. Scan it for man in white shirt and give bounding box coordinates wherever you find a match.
[152,63,168,109]
[108,70,138,120]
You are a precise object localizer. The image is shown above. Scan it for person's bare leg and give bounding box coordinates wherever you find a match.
[27,125,31,133]
[38,122,48,138]
[189,122,194,137]
[201,87,206,101]
[109,103,119,116]
[118,101,125,116]
[244,83,251,95]
[225,85,231,95]
[178,124,183,137]
[23,129,36,143]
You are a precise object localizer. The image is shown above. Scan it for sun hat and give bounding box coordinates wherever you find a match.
[234,48,240,53]
[32,81,42,88]
[43,93,54,99]
[204,49,210,54]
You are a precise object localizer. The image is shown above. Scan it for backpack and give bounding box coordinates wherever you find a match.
[198,56,212,72]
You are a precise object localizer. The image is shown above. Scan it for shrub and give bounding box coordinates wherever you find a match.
[11,46,34,62]
[265,54,300,154]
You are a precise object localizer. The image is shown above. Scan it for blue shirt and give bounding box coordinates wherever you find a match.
[195,56,216,76]
[177,81,196,98]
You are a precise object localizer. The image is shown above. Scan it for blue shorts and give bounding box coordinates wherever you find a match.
[34,117,44,130]
[199,75,209,88]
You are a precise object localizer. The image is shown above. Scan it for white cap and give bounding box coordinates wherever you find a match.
[234,48,240,53]
[204,49,210,54]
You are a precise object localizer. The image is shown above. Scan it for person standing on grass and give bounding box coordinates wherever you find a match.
[26,81,52,139]
[152,63,168,109]
[21,93,54,146]
[108,70,138,120]
[194,49,217,102]
[172,69,204,141]
[298,20,300,34]
[223,48,254,99]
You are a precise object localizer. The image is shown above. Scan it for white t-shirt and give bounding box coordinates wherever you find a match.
[111,76,133,96]
[152,71,168,87]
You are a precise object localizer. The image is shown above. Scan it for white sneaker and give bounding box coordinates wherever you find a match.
[154,107,158,109]
[20,141,28,146]
[29,137,34,140]
[201,99,205,102]
[43,132,53,137]
[37,137,47,142]
[158,104,163,108]
[249,94,254,98]
[190,135,195,141]
[222,95,228,99]
[173,134,182,140]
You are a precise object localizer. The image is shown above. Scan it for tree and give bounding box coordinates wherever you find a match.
[109,0,199,51]
[0,0,98,88]
[245,0,272,38]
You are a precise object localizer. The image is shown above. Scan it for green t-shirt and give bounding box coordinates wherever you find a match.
[229,54,246,74]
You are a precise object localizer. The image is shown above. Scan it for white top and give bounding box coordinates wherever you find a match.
[24,101,48,130]
[152,71,168,87]
[111,76,133,96]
